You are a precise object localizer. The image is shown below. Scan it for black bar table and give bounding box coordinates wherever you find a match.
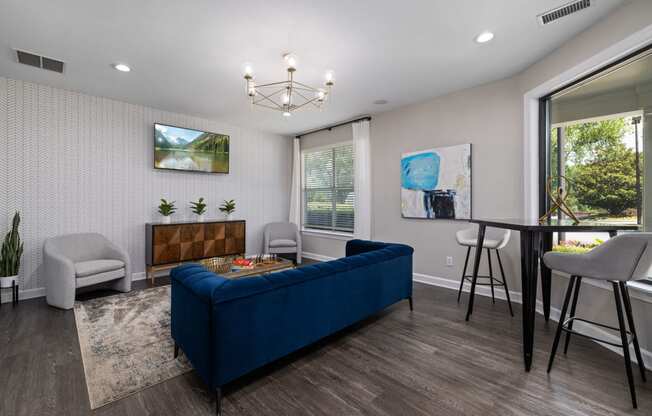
[466,218,638,372]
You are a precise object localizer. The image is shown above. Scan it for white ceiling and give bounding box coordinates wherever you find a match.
[0,0,627,135]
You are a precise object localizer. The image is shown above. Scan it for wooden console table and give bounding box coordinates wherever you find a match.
[145,219,245,283]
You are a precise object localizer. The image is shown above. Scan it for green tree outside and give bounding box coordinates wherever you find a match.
[551,117,641,218]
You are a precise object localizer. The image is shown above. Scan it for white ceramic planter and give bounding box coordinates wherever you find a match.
[0,275,18,289]
[225,213,234,221]
[197,214,205,223]
[161,215,172,224]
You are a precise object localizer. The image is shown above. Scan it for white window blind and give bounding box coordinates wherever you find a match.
[303,144,355,233]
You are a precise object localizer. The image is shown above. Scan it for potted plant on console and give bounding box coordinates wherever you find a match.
[158,199,176,224]
[0,212,24,292]
[190,197,207,222]
[219,199,236,221]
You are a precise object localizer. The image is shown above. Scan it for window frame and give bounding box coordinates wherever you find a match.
[300,141,355,235]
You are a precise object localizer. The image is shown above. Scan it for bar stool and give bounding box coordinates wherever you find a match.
[456,227,514,316]
[544,233,650,408]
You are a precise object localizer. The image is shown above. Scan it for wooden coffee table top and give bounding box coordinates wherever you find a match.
[222,258,294,279]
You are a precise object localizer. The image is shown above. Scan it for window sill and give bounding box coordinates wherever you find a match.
[628,281,652,303]
[301,229,353,241]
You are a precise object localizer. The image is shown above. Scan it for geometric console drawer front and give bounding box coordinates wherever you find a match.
[146,220,246,267]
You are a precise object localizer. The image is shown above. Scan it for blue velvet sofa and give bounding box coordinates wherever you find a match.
[170,239,414,415]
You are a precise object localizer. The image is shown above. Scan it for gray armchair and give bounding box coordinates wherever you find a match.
[264,222,302,264]
[44,233,132,309]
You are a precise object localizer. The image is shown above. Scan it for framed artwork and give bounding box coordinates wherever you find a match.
[401,144,471,219]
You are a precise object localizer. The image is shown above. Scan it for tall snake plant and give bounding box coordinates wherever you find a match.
[0,212,24,277]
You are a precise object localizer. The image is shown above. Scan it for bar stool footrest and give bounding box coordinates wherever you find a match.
[462,275,507,287]
[562,317,634,348]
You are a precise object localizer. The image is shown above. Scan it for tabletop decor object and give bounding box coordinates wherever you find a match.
[401,144,471,220]
[199,257,232,274]
[539,175,580,224]
[157,199,176,224]
[219,199,236,221]
[190,197,207,222]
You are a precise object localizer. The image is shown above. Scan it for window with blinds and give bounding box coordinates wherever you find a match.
[303,143,355,233]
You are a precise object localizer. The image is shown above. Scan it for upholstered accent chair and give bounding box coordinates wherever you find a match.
[44,233,132,309]
[263,222,302,264]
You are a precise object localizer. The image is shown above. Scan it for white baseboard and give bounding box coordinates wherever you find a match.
[132,272,147,281]
[415,272,652,368]
[0,286,45,304]
[302,252,337,262]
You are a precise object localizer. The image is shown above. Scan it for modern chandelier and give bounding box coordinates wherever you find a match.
[243,53,335,117]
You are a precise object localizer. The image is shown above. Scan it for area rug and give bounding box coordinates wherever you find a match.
[74,286,192,409]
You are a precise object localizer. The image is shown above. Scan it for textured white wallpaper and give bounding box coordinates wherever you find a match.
[0,76,292,298]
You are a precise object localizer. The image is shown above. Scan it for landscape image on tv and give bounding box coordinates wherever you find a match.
[154,123,229,173]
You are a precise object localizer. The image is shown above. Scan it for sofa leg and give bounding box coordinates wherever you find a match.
[408,297,413,311]
[216,388,222,416]
[174,343,179,359]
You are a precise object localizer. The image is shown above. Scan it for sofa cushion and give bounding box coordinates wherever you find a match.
[75,259,125,278]
[269,239,297,248]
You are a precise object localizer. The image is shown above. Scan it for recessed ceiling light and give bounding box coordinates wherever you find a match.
[282,111,292,117]
[113,63,131,72]
[475,31,494,44]
[374,99,388,105]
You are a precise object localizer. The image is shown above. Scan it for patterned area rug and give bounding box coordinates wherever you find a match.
[74,286,192,409]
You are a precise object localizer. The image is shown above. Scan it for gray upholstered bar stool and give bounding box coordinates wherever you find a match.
[544,233,650,408]
[456,227,513,316]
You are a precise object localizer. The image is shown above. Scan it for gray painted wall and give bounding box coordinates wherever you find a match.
[370,78,523,286]
[0,77,292,300]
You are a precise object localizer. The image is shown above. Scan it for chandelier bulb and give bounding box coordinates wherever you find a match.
[324,70,335,85]
[283,53,298,70]
[243,63,254,78]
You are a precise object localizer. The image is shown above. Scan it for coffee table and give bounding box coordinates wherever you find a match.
[221,257,294,279]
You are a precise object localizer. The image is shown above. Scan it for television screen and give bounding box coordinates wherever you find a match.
[154,123,229,173]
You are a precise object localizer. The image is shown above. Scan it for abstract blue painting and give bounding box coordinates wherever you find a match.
[401,144,471,219]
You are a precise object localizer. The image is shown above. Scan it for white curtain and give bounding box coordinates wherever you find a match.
[289,137,301,226]
[352,120,371,240]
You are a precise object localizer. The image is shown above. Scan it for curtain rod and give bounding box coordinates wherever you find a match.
[295,116,371,138]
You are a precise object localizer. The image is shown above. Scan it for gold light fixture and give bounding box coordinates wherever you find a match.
[243,53,334,117]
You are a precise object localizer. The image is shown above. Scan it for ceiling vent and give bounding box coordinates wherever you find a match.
[538,0,591,25]
[15,49,65,73]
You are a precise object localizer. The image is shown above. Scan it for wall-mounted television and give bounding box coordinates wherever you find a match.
[154,123,230,173]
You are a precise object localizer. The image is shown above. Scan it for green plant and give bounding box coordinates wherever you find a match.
[553,239,603,254]
[158,199,176,216]
[219,199,236,215]
[190,197,207,215]
[0,212,24,277]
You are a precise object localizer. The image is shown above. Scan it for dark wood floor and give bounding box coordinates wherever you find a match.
[1,277,650,415]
